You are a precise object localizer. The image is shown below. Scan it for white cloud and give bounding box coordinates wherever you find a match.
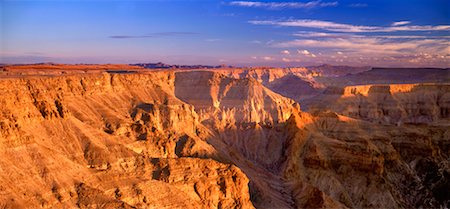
[297,49,317,57]
[391,21,411,26]
[262,56,274,61]
[298,49,311,55]
[229,1,338,9]
[281,50,290,54]
[294,31,330,37]
[387,25,450,32]
[245,19,449,66]
[293,31,450,39]
[293,31,365,38]
[282,57,291,62]
[250,19,378,32]
[249,19,450,32]
[294,31,343,38]
[376,35,450,39]
[273,37,450,56]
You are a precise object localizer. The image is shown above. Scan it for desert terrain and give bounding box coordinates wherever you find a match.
[0,64,449,208]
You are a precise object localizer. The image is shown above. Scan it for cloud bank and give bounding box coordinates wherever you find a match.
[229,1,338,9]
[249,19,450,32]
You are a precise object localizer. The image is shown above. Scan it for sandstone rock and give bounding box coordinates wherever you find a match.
[0,66,448,209]
[308,84,450,125]
[0,72,253,208]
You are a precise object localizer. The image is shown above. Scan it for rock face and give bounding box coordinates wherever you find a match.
[307,84,450,125]
[213,67,324,102]
[0,72,253,208]
[174,71,298,124]
[0,66,449,209]
[306,64,371,77]
[282,110,449,208]
[315,67,450,87]
[150,158,254,209]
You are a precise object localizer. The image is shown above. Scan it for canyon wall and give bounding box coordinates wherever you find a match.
[0,69,449,208]
[0,72,253,208]
[307,84,450,125]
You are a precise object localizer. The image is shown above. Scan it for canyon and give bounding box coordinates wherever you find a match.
[0,64,449,208]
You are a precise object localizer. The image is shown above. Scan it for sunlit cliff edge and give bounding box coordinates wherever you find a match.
[0,64,449,208]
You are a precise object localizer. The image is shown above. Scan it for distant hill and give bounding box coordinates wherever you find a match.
[132,62,231,69]
[316,67,450,86]
[306,64,371,77]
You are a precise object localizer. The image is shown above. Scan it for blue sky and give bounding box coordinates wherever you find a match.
[1,0,449,67]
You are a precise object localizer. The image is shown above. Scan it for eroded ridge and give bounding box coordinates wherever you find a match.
[0,68,449,208]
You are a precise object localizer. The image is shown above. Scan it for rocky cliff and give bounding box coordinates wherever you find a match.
[0,72,253,208]
[307,83,450,125]
[0,68,449,208]
[281,110,449,208]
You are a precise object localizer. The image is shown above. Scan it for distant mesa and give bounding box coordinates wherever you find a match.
[131,62,233,69]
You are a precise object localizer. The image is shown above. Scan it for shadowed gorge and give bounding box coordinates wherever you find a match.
[0,65,449,208]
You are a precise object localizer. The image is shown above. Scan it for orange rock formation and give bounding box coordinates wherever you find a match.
[0,65,448,208]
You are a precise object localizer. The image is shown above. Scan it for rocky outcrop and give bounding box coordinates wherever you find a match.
[280,110,449,208]
[174,67,323,104]
[308,84,450,125]
[150,158,254,209]
[174,71,299,124]
[0,72,254,208]
[174,71,304,208]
